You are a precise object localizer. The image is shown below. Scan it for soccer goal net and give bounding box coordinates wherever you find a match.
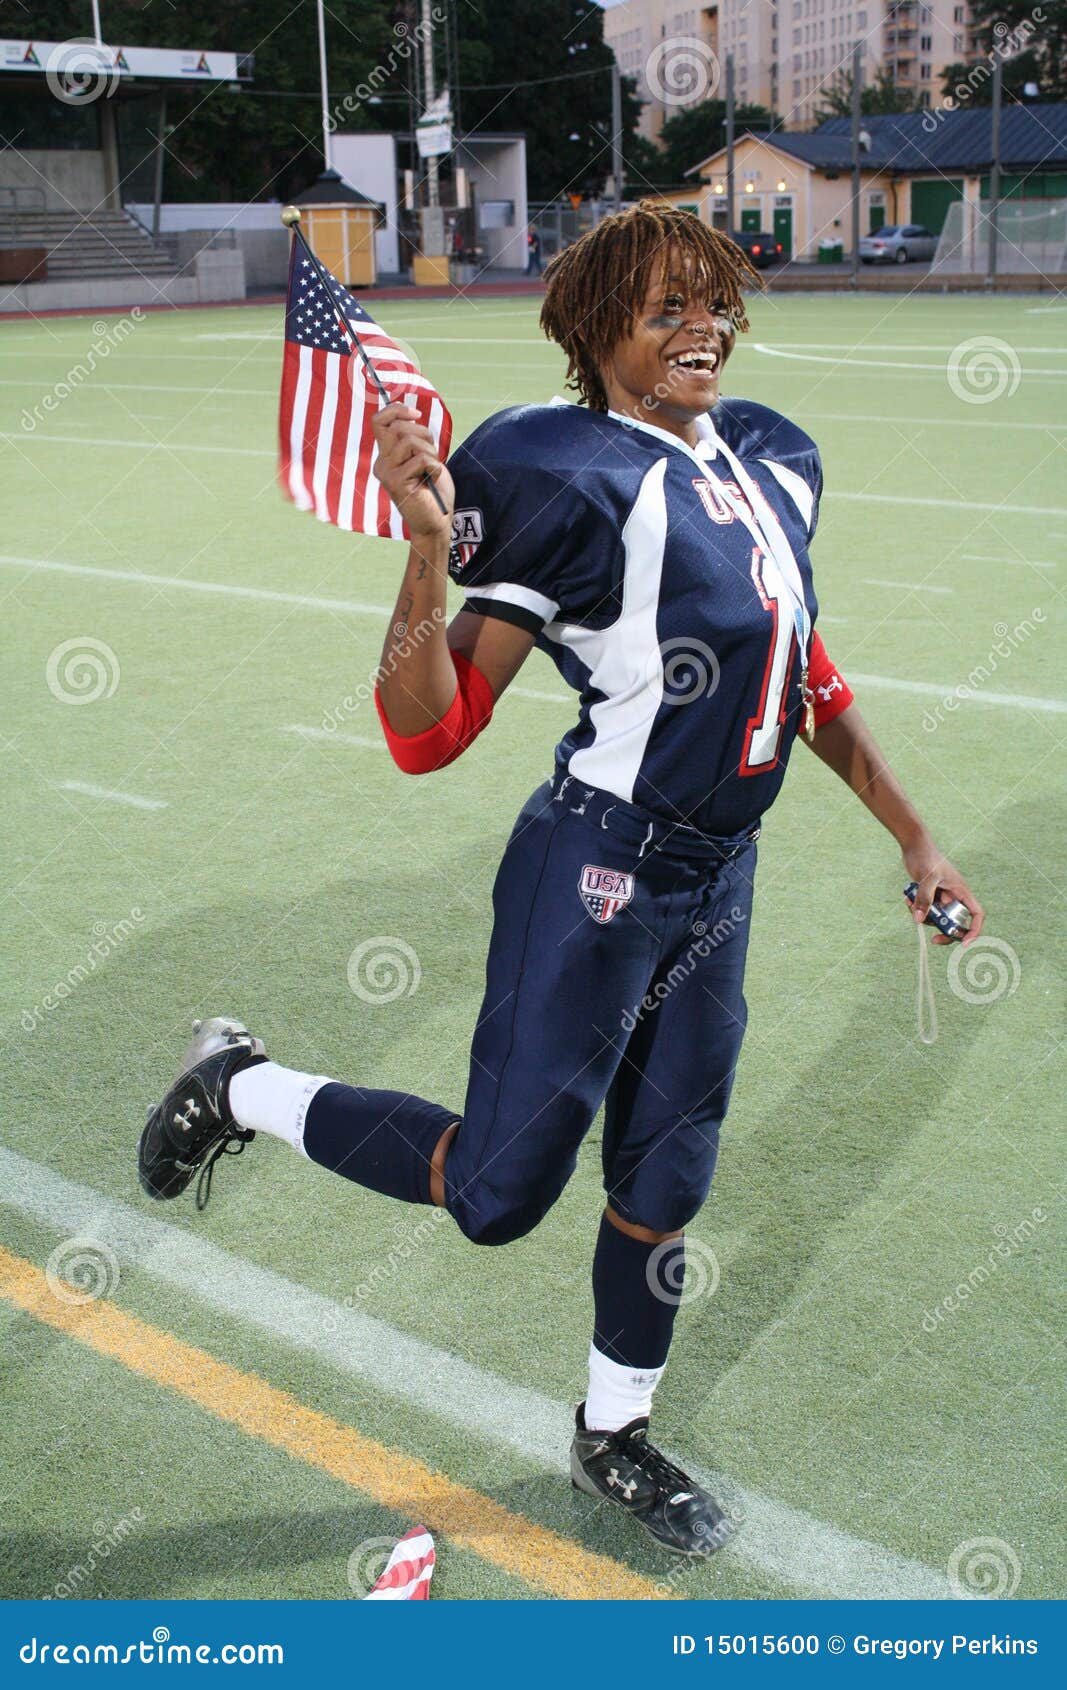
[932,198,1067,275]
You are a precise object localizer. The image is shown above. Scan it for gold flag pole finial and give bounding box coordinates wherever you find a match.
[280,205,302,228]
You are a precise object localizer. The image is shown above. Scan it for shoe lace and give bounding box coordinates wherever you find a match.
[195,1129,252,1212]
[625,1428,696,1500]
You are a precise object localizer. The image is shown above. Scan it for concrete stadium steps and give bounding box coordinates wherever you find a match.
[0,210,176,279]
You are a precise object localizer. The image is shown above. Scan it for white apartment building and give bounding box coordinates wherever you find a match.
[601,0,977,135]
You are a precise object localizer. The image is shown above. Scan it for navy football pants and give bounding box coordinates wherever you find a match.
[307,777,756,1244]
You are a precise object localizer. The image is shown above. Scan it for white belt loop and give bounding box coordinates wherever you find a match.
[638,821,654,859]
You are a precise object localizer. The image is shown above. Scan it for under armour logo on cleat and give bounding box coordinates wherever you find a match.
[173,1099,202,1132]
[607,1467,637,1500]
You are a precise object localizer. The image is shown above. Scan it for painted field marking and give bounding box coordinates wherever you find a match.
[849,672,1067,714]
[283,725,383,749]
[0,1147,951,1600]
[507,685,571,704]
[58,781,166,812]
[863,579,955,595]
[0,555,391,618]
[798,411,1065,435]
[4,556,1062,716]
[2,430,272,458]
[752,344,1067,378]
[0,1243,662,1602]
[825,491,1067,519]
[962,553,1058,570]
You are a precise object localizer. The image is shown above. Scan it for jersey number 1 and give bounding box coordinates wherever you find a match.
[740,545,796,775]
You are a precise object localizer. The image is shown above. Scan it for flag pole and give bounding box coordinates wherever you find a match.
[281,206,447,516]
[316,0,332,172]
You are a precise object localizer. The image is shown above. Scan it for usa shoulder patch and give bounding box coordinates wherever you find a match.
[448,508,484,578]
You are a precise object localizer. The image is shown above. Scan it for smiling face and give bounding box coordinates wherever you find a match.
[601,254,737,443]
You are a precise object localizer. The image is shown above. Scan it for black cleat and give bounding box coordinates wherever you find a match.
[571,1403,734,1557]
[138,1017,267,1209]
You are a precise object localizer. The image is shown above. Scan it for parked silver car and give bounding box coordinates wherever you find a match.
[858,224,937,264]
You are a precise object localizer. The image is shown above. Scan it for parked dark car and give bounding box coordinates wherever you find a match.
[733,230,784,269]
[858,224,937,264]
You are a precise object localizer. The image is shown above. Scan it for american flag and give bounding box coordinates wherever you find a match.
[364,1527,436,1600]
[278,234,451,538]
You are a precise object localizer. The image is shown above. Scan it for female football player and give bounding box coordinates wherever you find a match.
[139,202,983,1557]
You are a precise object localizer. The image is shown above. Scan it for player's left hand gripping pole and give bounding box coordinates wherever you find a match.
[280,206,448,517]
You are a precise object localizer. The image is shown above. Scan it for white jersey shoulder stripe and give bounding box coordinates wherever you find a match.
[758,457,815,535]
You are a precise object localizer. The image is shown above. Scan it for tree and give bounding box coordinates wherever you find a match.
[453,1,642,200]
[654,99,780,183]
[939,2,1067,104]
[813,65,920,123]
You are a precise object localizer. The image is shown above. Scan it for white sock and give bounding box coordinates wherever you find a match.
[229,1061,331,1156]
[584,1341,666,1432]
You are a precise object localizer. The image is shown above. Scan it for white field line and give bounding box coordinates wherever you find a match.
[752,344,1067,378]
[798,411,1066,435]
[0,377,279,398]
[962,553,1059,570]
[57,780,166,811]
[0,1146,952,1600]
[825,491,1067,518]
[0,555,392,618]
[2,430,272,458]
[506,685,572,704]
[748,341,1067,355]
[863,579,955,595]
[5,555,1062,714]
[283,725,382,749]
[850,672,1067,714]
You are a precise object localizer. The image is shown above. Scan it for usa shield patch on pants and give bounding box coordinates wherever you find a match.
[579,863,634,924]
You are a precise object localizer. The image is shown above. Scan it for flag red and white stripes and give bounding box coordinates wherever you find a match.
[278,235,451,539]
[364,1527,436,1600]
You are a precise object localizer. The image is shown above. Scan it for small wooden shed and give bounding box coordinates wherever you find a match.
[294,170,382,287]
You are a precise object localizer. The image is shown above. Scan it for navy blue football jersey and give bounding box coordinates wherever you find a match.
[447,400,823,836]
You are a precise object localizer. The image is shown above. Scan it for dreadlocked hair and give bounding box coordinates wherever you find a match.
[539,199,762,411]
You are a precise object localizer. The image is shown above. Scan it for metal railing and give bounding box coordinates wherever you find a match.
[0,186,47,245]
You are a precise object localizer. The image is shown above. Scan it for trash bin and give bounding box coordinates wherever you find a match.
[818,240,843,264]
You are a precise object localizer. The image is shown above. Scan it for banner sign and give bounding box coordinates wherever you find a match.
[1,40,252,82]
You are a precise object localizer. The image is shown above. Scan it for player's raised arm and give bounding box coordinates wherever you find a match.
[370,403,534,772]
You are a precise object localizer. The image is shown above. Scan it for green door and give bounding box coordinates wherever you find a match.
[740,206,761,233]
[909,179,963,234]
[773,206,792,259]
[869,203,885,232]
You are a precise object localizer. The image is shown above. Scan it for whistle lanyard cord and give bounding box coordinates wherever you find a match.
[916,920,939,1046]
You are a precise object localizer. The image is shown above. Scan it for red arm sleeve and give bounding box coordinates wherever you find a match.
[375,651,495,774]
[807,630,854,729]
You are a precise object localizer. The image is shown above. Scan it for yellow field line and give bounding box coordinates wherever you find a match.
[0,1245,667,1601]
